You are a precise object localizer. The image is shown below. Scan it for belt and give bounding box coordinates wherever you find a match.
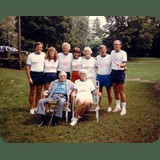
[54,93,67,98]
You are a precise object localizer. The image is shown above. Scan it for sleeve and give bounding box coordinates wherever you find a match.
[122,51,127,62]
[73,80,78,90]
[89,80,96,92]
[95,57,98,67]
[26,54,32,66]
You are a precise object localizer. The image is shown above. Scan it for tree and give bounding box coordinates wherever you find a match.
[91,17,104,39]
[103,16,160,57]
[0,16,17,47]
[71,16,89,49]
[18,16,90,52]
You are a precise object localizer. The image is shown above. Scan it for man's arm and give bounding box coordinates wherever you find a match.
[26,65,33,84]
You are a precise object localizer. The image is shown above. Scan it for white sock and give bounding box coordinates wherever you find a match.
[121,102,126,110]
[116,100,121,108]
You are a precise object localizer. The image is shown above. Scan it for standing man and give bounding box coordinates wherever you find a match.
[96,45,112,111]
[26,42,45,115]
[111,40,127,116]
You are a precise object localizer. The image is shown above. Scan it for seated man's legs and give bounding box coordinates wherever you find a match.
[55,97,66,118]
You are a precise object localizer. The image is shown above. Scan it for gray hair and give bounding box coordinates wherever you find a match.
[99,45,107,50]
[78,69,87,76]
[62,42,71,50]
[113,40,122,45]
[83,47,92,55]
[59,71,67,77]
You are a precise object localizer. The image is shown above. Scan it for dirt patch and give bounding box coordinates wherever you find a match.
[126,77,155,83]
[155,83,160,91]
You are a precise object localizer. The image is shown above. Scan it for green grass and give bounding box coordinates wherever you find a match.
[0,58,160,143]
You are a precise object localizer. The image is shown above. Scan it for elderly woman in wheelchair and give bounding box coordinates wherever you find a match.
[70,69,101,126]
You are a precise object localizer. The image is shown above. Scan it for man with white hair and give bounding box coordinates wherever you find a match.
[37,71,74,127]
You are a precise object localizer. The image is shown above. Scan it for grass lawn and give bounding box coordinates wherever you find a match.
[0,58,160,143]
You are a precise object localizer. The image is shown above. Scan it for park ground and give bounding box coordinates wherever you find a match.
[0,58,160,143]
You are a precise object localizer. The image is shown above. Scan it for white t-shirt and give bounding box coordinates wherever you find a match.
[57,52,73,72]
[111,50,127,70]
[72,57,82,71]
[74,79,95,101]
[81,57,97,79]
[26,52,45,72]
[96,55,112,75]
[44,59,59,73]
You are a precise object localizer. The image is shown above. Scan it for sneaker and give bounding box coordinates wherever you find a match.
[70,118,78,126]
[107,107,112,112]
[94,106,100,111]
[30,108,35,115]
[120,109,127,116]
[34,108,37,112]
[113,106,121,113]
[71,117,76,121]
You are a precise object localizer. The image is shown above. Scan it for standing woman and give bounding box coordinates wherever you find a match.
[43,47,58,90]
[81,47,97,83]
[111,40,127,116]
[71,47,82,83]
[26,42,45,114]
[57,42,73,79]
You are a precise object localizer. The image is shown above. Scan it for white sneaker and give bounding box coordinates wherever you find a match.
[107,107,112,112]
[94,106,100,111]
[70,118,78,126]
[71,117,76,121]
[120,109,127,116]
[34,108,37,112]
[30,108,35,115]
[113,106,121,112]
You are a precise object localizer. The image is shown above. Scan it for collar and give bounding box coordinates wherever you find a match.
[101,54,107,57]
[63,52,69,56]
[80,78,87,82]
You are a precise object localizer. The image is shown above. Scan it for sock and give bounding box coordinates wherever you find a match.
[116,100,121,108]
[121,102,126,110]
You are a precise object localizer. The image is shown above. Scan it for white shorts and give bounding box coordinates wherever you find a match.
[76,93,93,103]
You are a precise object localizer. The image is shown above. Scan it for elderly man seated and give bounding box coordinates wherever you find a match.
[37,71,74,127]
[70,69,101,126]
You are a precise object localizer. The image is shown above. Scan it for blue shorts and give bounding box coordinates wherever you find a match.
[30,71,44,86]
[96,74,112,88]
[111,70,125,84]
[43,73,57,84]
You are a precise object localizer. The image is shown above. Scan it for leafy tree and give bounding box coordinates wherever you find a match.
[103,16,160,57]
[18,16,89,52]
[71,16,89,49]
[0,16,17,47]
[91,17,104,39]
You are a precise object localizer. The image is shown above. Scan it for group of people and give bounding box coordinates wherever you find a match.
[26,40,127,127]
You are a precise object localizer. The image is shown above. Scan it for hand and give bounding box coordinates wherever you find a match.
[43,90,49,98]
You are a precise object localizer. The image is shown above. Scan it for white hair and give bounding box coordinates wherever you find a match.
[59,71,67,77]
[78,69,87,76]
[62,42,71,50]
[113,40,122,45]
[83,47,92,54]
